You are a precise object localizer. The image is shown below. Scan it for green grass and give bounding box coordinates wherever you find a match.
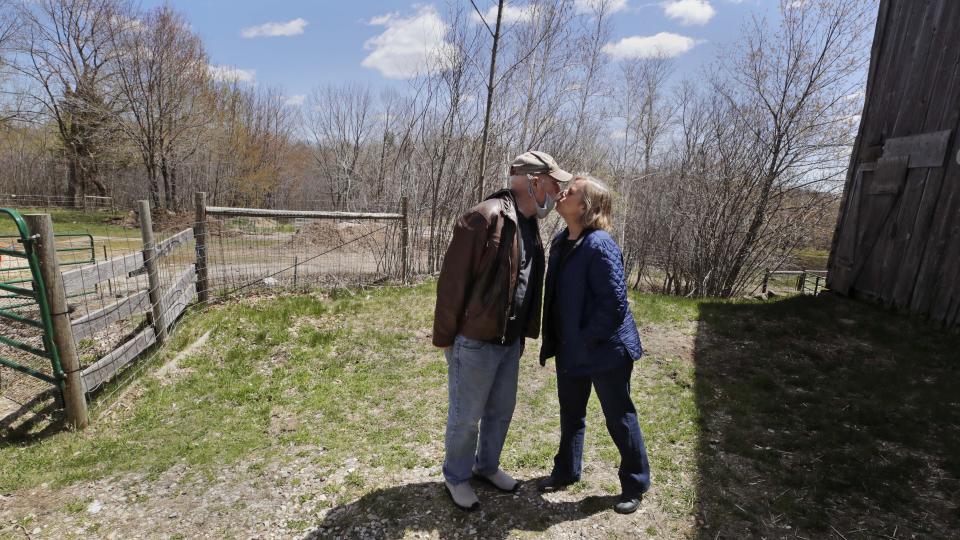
[1,280,957,538]
[0,209,130,237]
[793,248,830,270]
[628,291,703,325]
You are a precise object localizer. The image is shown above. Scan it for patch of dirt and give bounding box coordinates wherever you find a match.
[288,221,388,252]
[639,322,695,362]
[154,330,211,385]
[105,210,245,238]
[268,407,300,437]
[0,310,698,539]
[0,450,690,539]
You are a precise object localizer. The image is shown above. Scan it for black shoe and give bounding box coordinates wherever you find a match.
[614,494,642,514]
[536,475,578,492]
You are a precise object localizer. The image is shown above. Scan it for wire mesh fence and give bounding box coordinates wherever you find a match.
[1,196,414,424]
[0,194,115,211]
[200,208,406,300]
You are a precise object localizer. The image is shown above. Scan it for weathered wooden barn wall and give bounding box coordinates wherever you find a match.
[828,0,960,329]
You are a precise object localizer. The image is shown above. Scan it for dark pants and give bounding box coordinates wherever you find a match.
[551,361,651,497]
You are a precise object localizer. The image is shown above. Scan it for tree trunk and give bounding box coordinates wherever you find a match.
[475,0,505,203]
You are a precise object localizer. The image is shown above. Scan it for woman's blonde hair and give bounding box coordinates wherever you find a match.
[574,175,613,232]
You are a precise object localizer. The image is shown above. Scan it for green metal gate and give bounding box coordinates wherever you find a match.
[0,208,65,402]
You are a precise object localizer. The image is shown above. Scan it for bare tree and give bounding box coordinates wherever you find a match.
[10,0,127,205]
[305,84,374,210]
[712,0,874,296]
[0,0,20,125]
[111,5,208,209]
[473,0,504,202]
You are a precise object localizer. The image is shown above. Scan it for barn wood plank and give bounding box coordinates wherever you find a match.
[61,251,144,296]
[829,0,895,278]
[927,192,960,323]
[848,156,909,297]
[81,326,156,392]
[908,3,960,319]
[883,130,953,168]
[159,266,196,324]
[829,166,869,294]
[70,290,150,341]
[128,228,195,277]
[891,4,960,311]
[156,228,193,258]
[876,161,935,305]
[868,1,916,146]
[854,1,941,303]
[884,2,935,139]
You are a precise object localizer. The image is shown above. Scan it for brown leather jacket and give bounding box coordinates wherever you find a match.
[432,190,544,347]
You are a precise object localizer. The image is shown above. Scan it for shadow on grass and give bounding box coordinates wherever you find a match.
[0,389,64,445]
[693,293,960,538]
[308,479,616,539]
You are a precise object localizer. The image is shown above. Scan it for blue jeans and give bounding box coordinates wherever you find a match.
[552,361,651,497]
[443,334,523,485]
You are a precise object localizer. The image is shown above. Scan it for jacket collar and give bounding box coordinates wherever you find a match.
[552,227,594,259]
[484,188,517,224]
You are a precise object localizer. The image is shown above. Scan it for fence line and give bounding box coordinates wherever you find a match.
[195,194,411,305]
[0,194,115,211]
[761,269,829,295]
[2,194,415,428]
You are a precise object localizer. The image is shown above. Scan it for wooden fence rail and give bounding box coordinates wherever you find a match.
[62,211,198,394]
[761,270,829,295]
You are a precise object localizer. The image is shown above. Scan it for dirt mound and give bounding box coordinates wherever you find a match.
[104,210,195,232]
[287,220,387,250]
[246,217,278,229]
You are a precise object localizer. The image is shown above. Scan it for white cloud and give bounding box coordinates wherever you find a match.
[602,32,697,60]
[472,4,534,25]
[575,0,629,14]
[208,65,256,83]
[241,18,308,38]
[361,6,455,79]
[662,0,715,26]
[285,94,306,106]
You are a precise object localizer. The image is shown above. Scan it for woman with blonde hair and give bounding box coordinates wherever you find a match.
[537,175,650,514]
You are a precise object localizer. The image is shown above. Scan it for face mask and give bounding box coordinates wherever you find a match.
[527,175,556,219]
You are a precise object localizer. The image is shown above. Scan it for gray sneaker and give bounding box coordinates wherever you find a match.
[444,481,480,511]
[472,469,520,493]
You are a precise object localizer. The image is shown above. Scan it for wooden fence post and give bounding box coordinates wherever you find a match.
[400,196,409,284]
[138,201,167,345]
[762,270,770,294]
[194,192,209,303]
[25,214,89,429]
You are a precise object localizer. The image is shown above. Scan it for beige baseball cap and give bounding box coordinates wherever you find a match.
[510,150,573,183]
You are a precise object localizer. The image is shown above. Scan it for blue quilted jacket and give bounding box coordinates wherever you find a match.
[539,228,643,376]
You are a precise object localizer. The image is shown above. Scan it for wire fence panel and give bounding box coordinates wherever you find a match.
[2,197,413,423]
[200,205,408,301]
[0,194,115,211]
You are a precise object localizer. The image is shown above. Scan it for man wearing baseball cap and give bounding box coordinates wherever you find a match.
[433,150,571,510]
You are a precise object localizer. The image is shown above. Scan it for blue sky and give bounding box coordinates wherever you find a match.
[142,1,777,102]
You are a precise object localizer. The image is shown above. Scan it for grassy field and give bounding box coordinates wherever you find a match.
[0,282,958,538]
[0,209,131,237]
